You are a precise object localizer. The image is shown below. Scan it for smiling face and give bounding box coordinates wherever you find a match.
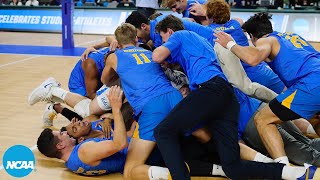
[65,119,92,139]
[170,0,187,14]
[52,130,76,148]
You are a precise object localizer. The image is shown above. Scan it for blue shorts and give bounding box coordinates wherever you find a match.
[133,90,182,142]
[68,60,86,96]
[274,76,320,120]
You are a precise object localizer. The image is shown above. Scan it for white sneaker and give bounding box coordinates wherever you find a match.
[42,103,57,126]
[28,77,61,105]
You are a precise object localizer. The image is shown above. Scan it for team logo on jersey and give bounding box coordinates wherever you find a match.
[2,145,35,178]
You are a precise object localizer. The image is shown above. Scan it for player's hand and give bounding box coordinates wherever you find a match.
[107,85,123,111]
[100,113,114,120]
[81,46,98,61]
[96,118,113,139]
[189,0,206,17]
[214,31,234,48]
[109,40,119,51]
[71,117,80,124]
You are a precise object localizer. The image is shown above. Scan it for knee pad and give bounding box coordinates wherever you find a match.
[74,99,91,118]
[96,86,111,111]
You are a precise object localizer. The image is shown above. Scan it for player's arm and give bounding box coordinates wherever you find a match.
[78,86,127,164]
[214,31,272,66]
[82,58,100,99]
[153,33,181,64]
[101,53,117,86]
[152,46,171,64]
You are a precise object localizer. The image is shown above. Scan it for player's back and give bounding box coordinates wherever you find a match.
[115,46,176,115]
[68,47,110,96]
[65,137,127,176]
[267,31,320,87]
[209,19,248,46]
[164,30,225,90]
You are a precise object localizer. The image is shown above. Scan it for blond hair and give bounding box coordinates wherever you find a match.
[114,23,137,46]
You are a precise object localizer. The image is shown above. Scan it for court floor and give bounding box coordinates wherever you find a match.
[0,32,319,180]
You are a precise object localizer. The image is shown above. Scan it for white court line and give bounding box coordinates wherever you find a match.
[77,38,106,47]
[0,55,41,69]
[0,53,81,58]
[0,145,37,171]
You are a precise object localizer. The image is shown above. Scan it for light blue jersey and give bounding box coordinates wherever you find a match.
[162,30,225,91]
[115,46,176,116]
[267,31,320,88]
[234,88,261,140]
[115,46,181,141]
[68,47,110,96]
[209,20,285,93]
[267,31,320,119]
[65,137,128,176]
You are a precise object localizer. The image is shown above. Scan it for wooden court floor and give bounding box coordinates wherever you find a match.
[0,32,319,180]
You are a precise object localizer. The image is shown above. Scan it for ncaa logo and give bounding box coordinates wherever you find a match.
[2,145,35,178]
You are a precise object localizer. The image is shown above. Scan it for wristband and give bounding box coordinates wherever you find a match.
[226,41,236,50]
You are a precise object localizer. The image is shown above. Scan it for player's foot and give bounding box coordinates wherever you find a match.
[42,103,57,126]
[28,77,60,105]
[297,164,318,180]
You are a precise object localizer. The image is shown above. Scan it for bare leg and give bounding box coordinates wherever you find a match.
[123,138,156,180]
[254,104,286,159]
[239,142,258,161]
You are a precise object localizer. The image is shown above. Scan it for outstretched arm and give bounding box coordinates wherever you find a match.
[214,31,272,66]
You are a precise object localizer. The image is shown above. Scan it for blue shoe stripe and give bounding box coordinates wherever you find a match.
[298,166,317,180]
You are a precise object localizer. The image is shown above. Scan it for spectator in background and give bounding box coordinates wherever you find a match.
[10,0,22,5]
[136,0,159,18]
[49,0,60,5]
[25,0,39,5]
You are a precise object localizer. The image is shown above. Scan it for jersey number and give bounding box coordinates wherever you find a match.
[132,53,151,64]
[280,33,308,49]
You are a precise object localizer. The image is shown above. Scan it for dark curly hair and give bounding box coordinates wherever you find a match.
[242,12,273,39]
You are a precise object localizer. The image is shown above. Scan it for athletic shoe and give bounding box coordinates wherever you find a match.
[297,163,318,180]
[28,77,60,105]
[42,103,57,126]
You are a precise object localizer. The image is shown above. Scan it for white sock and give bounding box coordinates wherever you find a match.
[148,166,169,180]
[281,165,306,180]
[212,164,226,177]
[51,87,68,101]
[307,124,316,134]
[274,156,290,165]
[254,152,274,163]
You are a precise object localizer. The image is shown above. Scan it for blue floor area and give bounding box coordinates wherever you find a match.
[0,45,86,56]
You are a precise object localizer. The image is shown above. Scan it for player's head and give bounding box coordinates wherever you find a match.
[163,0,187,14]
[156,15,185,43]
[206,0,230,24]
[242,12,273,42]
[125,11,151,43]
[115,23,138,48]
[37,128,76,159]
[65,118,92,139]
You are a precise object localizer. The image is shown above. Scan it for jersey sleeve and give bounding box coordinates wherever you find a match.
[182,19,214,41]
[162,33,182,63]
